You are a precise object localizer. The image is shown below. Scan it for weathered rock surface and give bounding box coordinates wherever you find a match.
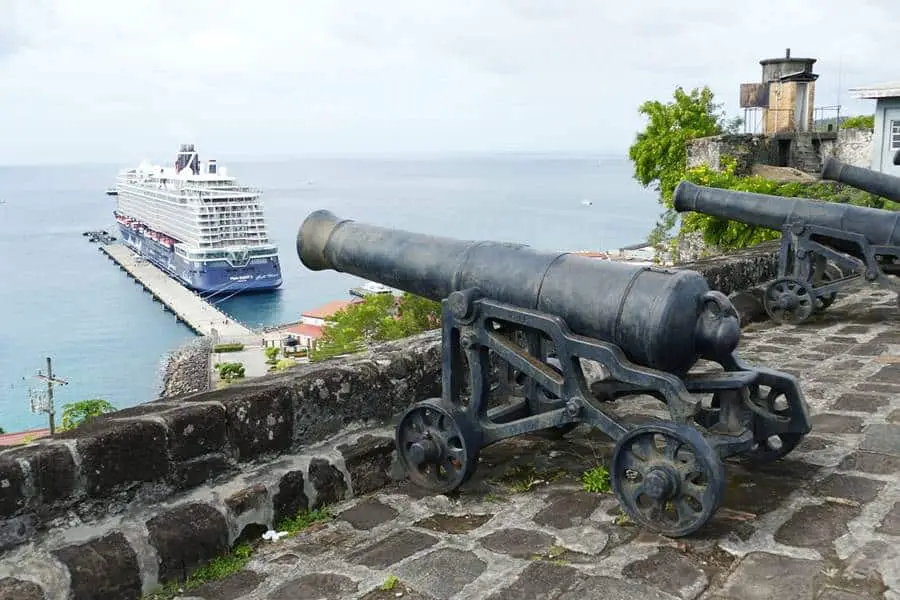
[161,337,213,397]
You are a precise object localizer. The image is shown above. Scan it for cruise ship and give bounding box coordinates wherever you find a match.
[112,144,283,294]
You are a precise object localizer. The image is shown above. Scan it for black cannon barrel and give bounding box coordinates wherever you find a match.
[297,210,741,376]
[821,157,900,202]
[673,180,900,247]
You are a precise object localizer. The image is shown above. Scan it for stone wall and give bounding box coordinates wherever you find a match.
[820,127,874,168]
[0,248,783,599]
[676,239,779,296]
[0,332,442,553]
[687,134,779,176]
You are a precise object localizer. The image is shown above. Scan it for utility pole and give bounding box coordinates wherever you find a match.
[33,357,67,435]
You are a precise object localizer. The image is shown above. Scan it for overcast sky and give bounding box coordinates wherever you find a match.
[1,0,897,165]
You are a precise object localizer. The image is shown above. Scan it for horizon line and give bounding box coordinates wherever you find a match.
[0,149,631,169]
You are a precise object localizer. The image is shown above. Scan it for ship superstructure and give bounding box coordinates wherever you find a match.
[112,144,282,294]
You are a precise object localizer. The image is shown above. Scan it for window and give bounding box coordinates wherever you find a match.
[892,120,900,151]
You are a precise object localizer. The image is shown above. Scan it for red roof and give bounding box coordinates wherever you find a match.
[302,299,359,320]
[0,428,50,447]
[283,323,324,339]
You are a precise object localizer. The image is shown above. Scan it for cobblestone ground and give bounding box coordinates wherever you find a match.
[181,285,900,600]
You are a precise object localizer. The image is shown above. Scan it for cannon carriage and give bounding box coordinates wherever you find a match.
[673,167,900,325]
[296,210,811,538]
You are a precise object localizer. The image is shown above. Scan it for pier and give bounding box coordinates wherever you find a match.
[100,243,255,339]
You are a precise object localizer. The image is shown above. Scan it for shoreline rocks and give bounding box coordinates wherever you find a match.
[158,337,212,398]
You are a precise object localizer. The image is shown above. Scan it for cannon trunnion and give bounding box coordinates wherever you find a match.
[297,210,811,538]
[673,180,900,325]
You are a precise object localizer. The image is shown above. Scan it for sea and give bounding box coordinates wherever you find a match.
[0,154,661,432]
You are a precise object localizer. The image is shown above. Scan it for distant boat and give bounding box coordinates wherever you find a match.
[105,188,118,196]
[110,143,282,293]
[581,199,593,206]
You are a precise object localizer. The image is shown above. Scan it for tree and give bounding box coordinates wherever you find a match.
[60,399,117,432]
[311,292,442,362]
[628,86,741,245]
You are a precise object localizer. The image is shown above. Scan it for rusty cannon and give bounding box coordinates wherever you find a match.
[296,210,811,537]
[673,180,900,325]
[821,156,900,202]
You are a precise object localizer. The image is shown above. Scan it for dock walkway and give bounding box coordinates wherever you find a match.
[100,243,254,338]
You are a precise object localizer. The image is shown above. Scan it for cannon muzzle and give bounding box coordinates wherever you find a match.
[673,180,900,248]
[821,157,900,202]
[297,210,742,375]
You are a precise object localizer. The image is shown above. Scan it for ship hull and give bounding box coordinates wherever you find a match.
[116,224,283,293]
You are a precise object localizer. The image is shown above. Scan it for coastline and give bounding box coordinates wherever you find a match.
[157,337,212,398]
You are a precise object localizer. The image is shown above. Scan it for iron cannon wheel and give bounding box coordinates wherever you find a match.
[610,422,725,538]
[741,384,805,464]
[395,398,480,494]
[813,265,841,312]
[763,277,815,324]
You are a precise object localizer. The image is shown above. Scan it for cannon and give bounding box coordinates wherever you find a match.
[297,210,811,537]
[673,180,900,324]
[821,156,900,202]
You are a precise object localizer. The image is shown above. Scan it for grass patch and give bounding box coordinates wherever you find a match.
[269,358,297,373]
[143,542,252,599]
[581,465,611,494]
[275,507,333,536]
[143,507,333,599]
[614,508,633,526]
[381,575,399,590]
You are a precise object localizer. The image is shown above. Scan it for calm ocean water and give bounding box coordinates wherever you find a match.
[0,155,660,431]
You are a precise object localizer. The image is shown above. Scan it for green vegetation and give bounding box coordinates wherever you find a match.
[839,114,875,130]
[381,575,399,591]
[275,506,333,535]
[628,86,741,246]
[310,292,441,362]
[212,342,244,353]
[264,346,280,363]
[59,398,117,432]
[271,358,296,372]
[629,87,894,252]
[144,507,332,599]
[581,465,611,494]
[144,542,252,599]
[214,361,245,382]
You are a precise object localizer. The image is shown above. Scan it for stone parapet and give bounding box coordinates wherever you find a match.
[0,331,442,558]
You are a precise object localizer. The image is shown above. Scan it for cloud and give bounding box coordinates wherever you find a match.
[0,0,897,164]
